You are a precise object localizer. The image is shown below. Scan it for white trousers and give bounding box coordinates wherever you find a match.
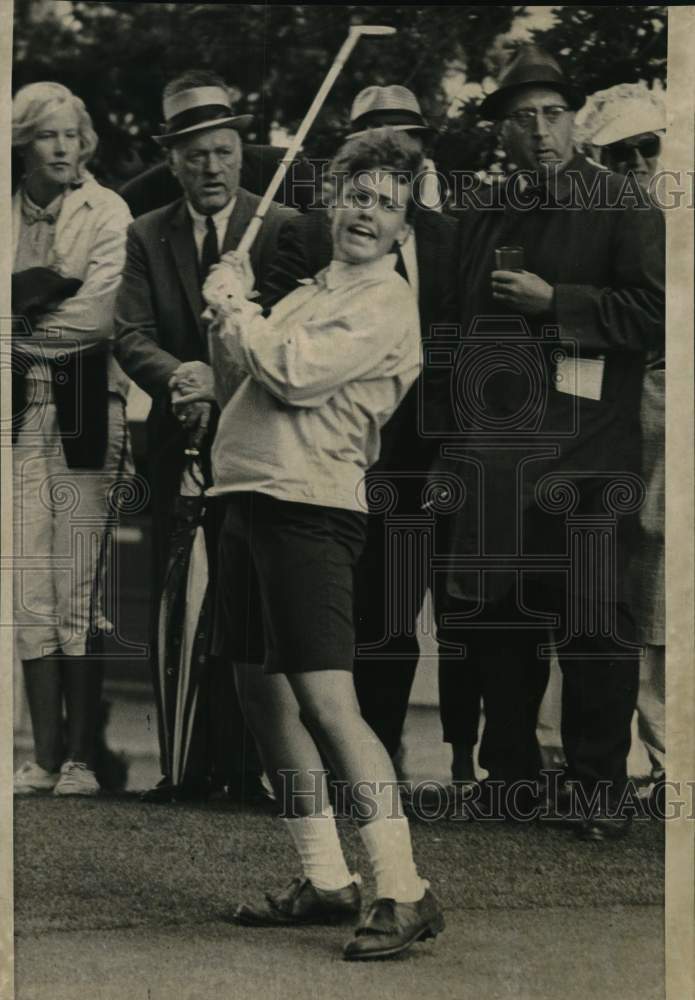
[13,381,131,661]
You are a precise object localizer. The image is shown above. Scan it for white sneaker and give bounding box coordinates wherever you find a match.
[53,761,100,797]
[14,760,60,795]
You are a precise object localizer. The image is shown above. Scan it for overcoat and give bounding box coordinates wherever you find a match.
[438,154,665,613]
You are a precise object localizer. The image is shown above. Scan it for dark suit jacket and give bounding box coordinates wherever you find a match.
[260,206,460,498]
[440,155,665,606]
[113,186,297,567]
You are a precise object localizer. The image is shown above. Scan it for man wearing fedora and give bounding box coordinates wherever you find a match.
[262,85,467,778]
[114,70,297,802]
[435,46,664,838]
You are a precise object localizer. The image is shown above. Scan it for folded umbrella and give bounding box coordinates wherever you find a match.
[156,447,214,790]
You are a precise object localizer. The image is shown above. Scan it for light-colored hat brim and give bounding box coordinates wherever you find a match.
[153,114,253,146]
[347,123,436,140]
[592,105,666,146]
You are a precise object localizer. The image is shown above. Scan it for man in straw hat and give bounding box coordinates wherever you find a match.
[114,70,297,802]
[262,85,463,782]
[434,46,664,839]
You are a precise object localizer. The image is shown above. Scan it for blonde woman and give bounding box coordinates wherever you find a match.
[12,82,133,796]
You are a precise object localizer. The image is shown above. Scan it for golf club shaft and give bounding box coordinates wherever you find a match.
[236,27,388,256]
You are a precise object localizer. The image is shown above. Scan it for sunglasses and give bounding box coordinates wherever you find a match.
[606,135,661,161]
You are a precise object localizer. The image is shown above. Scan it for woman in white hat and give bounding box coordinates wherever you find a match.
[592,100,665,193]
[12,82,133,797]
[593,99,666,807]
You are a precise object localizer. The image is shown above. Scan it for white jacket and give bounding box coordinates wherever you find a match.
[12,172,133,396]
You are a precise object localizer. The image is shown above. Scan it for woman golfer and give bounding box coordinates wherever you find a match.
[201,128,444,960]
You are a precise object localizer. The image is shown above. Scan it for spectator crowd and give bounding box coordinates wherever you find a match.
[11,42,665,961]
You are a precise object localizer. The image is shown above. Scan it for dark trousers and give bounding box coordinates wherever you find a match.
[353,503,482,758]
[438,580,640,796]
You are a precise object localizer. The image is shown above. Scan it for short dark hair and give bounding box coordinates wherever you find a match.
[163,70,229,100]
[327,128,423,221]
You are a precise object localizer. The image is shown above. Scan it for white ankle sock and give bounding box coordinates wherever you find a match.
[358,816,427,903]
[283,808,354,891]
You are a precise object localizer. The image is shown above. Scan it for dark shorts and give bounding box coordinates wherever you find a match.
[213,492,367,674]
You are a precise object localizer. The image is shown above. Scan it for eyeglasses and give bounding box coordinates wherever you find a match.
[606,135,661,161]
[503,105,570,130]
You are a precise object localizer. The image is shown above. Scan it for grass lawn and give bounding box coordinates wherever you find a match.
[14,795,664,936]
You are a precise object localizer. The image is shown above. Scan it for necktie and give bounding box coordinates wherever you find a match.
[200,215,219,282]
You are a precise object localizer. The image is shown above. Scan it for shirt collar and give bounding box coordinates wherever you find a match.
[21,188,65,225]
[187,196,237,228]
[317,253,399,291]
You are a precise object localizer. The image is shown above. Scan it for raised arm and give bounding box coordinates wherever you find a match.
[207,269,420,409]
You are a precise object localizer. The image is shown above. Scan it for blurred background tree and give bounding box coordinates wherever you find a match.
[12,2,667,187]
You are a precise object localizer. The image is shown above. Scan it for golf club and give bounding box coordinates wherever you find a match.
[235,24,397,256]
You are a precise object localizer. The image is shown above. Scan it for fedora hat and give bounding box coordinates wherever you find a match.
[153,85,252,146]
[348,85,436,139]
[478,45,585,121]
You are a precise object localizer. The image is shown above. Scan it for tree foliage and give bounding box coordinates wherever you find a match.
[530,5,666,93]
[12,2,667,183]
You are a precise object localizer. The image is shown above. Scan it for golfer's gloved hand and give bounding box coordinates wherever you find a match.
[203,251,258,316]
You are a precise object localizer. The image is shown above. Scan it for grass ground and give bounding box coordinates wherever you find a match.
[12,795,665,1000]
[15,795,663,935]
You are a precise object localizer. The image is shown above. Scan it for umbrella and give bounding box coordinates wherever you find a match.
[156,446,214,788]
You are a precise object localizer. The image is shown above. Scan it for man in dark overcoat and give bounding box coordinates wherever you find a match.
[114,70,297,800]
[435,46,664,838]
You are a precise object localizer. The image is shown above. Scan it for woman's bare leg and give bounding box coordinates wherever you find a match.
[233,661,353,892]
[233,661,329,814]
[287,670,426,902]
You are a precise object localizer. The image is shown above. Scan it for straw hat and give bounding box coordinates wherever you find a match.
[153,85,252,146]
[348,85,436,139]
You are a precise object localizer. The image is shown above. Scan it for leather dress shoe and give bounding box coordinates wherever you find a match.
[537,776,584,830]
[458,778,539,822]
[575,813,632,842]
[231,877,361,927]
[343,888,444,960]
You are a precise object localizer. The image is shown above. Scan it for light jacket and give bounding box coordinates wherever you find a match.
[207,255,422,512]
[13,172,132,396]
